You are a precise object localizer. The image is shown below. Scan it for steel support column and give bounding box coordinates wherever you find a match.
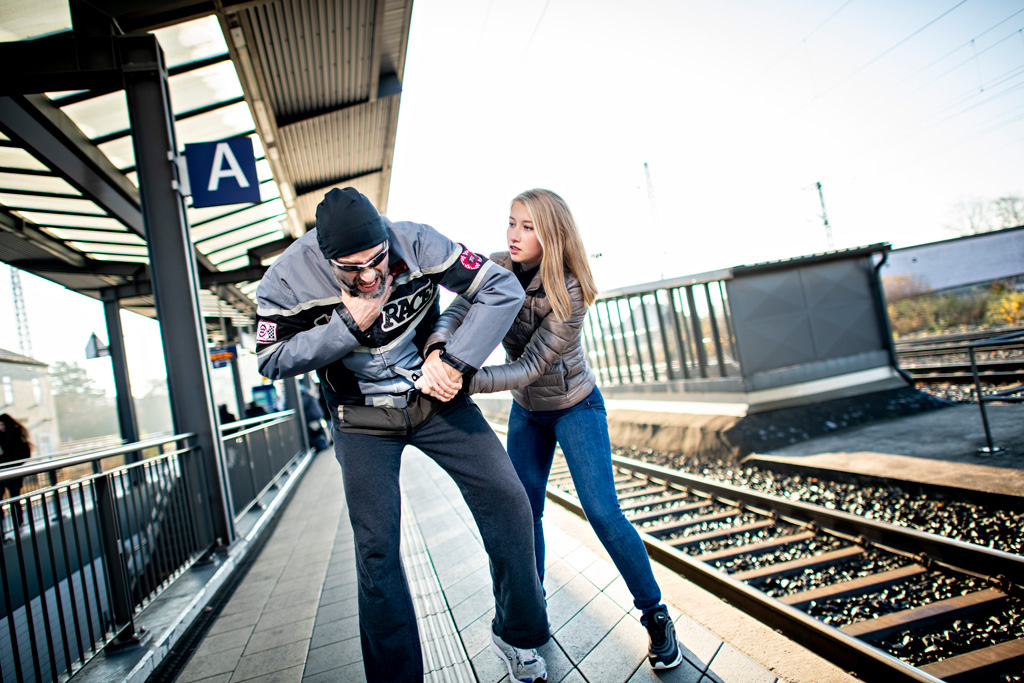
[101,293,139,445]
[119,34,234,547]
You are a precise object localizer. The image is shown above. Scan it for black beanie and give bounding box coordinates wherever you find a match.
[315,187,388,259]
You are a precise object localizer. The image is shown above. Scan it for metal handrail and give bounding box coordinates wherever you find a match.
[0,411,305,682]
[968,330,1024,455]
[221,409,295,435]
[0,433,195,482]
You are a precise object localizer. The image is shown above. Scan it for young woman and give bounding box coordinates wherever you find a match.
[423,189,683,670]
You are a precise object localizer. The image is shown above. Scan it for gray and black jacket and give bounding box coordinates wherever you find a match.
[254,221,525,409]
[426,251,597,412]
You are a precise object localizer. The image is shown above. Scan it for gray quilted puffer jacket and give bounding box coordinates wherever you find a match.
[427,252,597,412]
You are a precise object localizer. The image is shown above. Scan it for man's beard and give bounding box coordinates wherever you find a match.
[333,268,387,299]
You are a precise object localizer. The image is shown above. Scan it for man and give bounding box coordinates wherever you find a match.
[255,187,549,682]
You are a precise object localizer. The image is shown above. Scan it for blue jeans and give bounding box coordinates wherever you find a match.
[333,395,548,682]
[507,386,662,612]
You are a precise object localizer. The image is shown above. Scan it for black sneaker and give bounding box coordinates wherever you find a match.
[641,606,683,669]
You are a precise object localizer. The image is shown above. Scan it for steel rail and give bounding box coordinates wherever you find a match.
[610,455,1024,584]
[546,455,1024,683]
[544,483,945,683]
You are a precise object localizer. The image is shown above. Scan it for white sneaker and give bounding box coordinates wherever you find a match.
[489,632,547,682]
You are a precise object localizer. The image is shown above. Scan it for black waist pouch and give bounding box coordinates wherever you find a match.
[333,392,449,435]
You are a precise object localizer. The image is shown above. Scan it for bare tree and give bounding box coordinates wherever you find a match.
[945,198,994,235]
[992,195,1024,229]
[945,193,1023,235]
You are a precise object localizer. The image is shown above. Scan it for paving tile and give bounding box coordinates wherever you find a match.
[457,608,496,658]
[435,548,487,586]
[705,643,776,683]
[441,564,492,607]
[577,608,648,682]
[603,575,637,613]
[302,636,363,676]
[558,671,587,683]
[229,640,308,682]
[321,568,357,592]
[301,660,366,682]
[253,599,320,632]
[543,558,578,596]
[310,614,359,649]
[581,555,622,591]
[556,592,629,664]
[673,614,723,672]
[313,594,358,627]
[317,583,356,607]
[177,674,233,683]
[627,659,704,683]
[236,664,304,682]
[448,582,494,630]
[563,543,600,573]
[470,644,510,683]
[243,617,314,655]
[207,608,264,637]
[547,574,600,634]
[177,645,246,682]
[192,625,254,659]
[265,587,322,612]
[536,638,575,683]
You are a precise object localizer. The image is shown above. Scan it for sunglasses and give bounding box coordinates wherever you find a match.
[330,242,389,272]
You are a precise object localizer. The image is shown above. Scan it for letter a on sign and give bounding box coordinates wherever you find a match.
[185,136,261,208]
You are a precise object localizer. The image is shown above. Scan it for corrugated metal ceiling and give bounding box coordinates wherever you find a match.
[0,0,413,337]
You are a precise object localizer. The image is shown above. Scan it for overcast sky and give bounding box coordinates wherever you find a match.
[2,0,1022,398]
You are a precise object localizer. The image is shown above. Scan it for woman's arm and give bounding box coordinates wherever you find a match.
[469,277,588,394]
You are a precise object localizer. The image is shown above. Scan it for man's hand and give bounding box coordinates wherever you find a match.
[339,273,393,330]
[415,349,462,401]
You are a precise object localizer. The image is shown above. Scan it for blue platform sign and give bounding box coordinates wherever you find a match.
[185,137,260,208]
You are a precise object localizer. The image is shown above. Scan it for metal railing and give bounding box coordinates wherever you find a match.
[0,411,304,682]
[583,274,740,388]
[219,411,303,522]
[969,331,1024,455]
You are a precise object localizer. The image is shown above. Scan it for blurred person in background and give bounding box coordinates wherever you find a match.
[0,413,32,530]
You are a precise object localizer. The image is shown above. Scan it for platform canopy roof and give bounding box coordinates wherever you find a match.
[0,0,413,336]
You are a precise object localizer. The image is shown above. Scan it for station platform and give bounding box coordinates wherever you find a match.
[168,447,855,683]
[746,403,1024,500]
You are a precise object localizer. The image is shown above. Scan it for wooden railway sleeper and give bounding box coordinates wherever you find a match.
[730,545,864,582]
[698,530,819,565]
[779,564,928,610]
[669,519,778,550]
[640,508,741,537]
[839,588,1008,642]
[628,500,713,525]
[619,491,690,511]
[918,636,1024,683]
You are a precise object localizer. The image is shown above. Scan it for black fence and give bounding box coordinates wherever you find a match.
[583,274,740,388]
[0,411,304,682]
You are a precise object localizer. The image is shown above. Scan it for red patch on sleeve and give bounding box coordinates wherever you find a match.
[389,259,409,276]
[256,321,277,343]
[459,250,483,270]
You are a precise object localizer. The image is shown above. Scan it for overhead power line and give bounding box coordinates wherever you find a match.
[792,0,971,114]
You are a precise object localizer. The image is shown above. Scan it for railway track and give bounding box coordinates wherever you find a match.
[896,328,1024,388]
[545,454,1024,683]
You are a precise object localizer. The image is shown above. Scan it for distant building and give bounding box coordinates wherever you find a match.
[0,348,59,456]
[880,225,1024,295]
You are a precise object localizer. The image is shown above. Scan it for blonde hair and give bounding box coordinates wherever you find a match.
[511,189,598,322]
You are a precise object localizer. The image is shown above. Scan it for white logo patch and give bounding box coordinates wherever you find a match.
[380,283,435,332]
[257,321,278,343]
